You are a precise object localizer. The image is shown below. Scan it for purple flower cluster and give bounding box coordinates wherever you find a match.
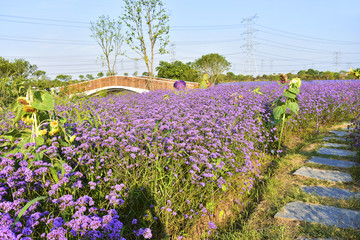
[173,80,186,90]
[0,81,359,238]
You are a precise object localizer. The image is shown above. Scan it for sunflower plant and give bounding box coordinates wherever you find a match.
[0,88,76,155]
[270,77,302,151]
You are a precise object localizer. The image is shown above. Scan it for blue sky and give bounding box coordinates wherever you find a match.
[1,0,359,79]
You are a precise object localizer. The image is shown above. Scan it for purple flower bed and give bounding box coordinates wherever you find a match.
[0,81,359,239]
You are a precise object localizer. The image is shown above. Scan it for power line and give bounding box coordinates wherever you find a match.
[255,23,360,45]
[0,18,88,28]
[0,14,89,24]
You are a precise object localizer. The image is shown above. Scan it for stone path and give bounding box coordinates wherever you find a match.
[322,142,348,148]
[329,130,350,137]
[322,136,346,142]
[307,156,356,168]
[301,186,359,200]
[275,127,359,231]
[275,201,360,229]
[294,167,353,182]
[317,147,356,157]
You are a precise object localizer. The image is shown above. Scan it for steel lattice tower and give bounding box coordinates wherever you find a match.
[242,15,258,76]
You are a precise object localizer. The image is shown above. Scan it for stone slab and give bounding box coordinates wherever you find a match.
[275,201,360,229]
[323,137,346,142]
[301,186,360,199]
[307,156,356,168]
[317,148,356,157]
[294,167,353,182]
[323,143,349,148]
[329,130,350,137]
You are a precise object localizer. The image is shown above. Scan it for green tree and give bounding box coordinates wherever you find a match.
[90,15,124,76]
[0,57,47,107]
[55,74,72,82]
[193,53,231,85]
[0,57,39,79]
[86,74,95,80]
[97,72,104,78]
[323,71,334,80]
[122,0,170,90]
[156,61,199,81]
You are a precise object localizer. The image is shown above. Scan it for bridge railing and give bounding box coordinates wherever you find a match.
[59,76,200,95]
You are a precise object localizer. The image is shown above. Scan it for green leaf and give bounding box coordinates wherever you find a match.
[32,91,54,111]
[283,90,296,99]
[273,105,287,119]
[16,136,32,150]
[251,87,263,95]
[35,136,45,146]
[3,129,21,138]
[13,196,47,227]
[153,119,162,134]
[13,108,24,124]
[287,102,299,114]
[287,87,300,95]
[221,185,227,192]
[49,167,59,183]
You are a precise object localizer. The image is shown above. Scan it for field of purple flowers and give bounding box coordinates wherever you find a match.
[0,81,359,239]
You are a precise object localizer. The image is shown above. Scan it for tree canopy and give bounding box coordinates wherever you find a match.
[193,53,231,85]
[156,61,199,82]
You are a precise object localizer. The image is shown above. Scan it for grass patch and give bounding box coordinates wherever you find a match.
[213,123,360,240]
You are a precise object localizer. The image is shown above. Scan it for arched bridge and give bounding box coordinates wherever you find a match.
[60,76,200,95]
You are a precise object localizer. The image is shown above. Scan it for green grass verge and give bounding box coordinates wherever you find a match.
[212,123,360,240]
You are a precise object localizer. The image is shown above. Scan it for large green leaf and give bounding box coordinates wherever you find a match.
[287,87,300,95]
[32,91,54,111]
[273,105,287,119]
[283,90,296,99]
[35,136,45,146]
[16,135,32,151]
[13,107,24,124]
[287,102,299,114]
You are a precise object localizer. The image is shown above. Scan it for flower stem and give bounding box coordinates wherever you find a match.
[278,113,286,151]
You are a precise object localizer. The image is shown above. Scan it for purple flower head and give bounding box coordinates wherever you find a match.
[143,228,152,239]
[53,217,65,228]
[0,226,16,239]
[47,227,67,240]
[174,80,186,90]
[209,221,217,230]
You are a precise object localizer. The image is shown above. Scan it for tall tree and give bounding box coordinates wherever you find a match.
[90,15,124,76]
[193,53,231,85]
[122,0,170,90]
[156,61,199,82]
[0,57,39,79]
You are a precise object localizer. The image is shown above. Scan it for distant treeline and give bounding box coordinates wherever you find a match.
[154,60,356,83]
[218,69,355,83]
